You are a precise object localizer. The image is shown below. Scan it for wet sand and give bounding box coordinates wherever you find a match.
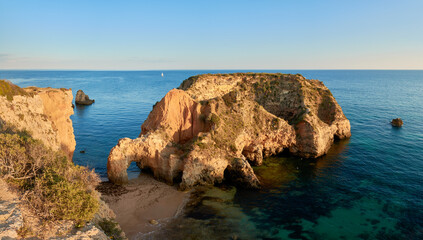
[97,174,190,239]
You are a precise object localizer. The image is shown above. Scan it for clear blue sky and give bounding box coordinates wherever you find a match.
[1,0,422,70]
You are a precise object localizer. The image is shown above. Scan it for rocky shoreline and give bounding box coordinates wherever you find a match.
[1,73,351,239]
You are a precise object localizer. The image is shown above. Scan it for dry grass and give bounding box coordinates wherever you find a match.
[0,79,32,101]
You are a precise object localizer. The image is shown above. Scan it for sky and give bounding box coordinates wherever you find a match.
[0,0,422,70]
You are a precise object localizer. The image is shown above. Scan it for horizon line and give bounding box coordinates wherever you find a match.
[1,68,423,71]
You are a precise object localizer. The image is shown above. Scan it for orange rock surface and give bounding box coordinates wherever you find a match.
[0,80,76,160]
[107,73,351,188]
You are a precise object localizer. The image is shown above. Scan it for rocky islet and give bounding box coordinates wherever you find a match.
[107,73,351,189]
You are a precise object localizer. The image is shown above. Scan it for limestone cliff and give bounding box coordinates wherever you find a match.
[0,80,126,239]
[0,80,76,160]
[108,73,351,189]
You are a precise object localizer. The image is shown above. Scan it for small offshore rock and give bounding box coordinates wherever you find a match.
[149,219,159,225]
[80,150,85,153]
[75,90,95,105]
[391,118,403,127]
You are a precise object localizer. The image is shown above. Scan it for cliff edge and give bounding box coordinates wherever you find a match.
[0,80,76,159]
[0,80,126,239]
[108,73,351,188]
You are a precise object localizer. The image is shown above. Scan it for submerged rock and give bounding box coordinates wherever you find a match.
[75,89,95,105]
[391,118,403,127]
[107,73,351,188]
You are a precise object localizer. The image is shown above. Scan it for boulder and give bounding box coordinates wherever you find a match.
[107,73,351,189]
[75,90,95,105]
[391,118,403,127]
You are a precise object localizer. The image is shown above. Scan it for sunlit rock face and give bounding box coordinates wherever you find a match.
[107,73,351,188]
[0,80,76,160]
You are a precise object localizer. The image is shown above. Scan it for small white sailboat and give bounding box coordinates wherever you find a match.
[161,72,164,77]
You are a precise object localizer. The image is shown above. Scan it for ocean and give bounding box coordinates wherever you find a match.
[1,70,422,239]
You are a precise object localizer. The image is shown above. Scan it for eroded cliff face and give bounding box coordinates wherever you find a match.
[108,73,351,188]
[0,80,76,160]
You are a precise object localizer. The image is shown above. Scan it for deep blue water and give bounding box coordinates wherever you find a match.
[1,70,422,239]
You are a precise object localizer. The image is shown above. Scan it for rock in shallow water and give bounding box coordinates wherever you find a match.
[107,73,351,188]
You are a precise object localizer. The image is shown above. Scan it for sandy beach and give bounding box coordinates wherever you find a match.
[97,174,190,239]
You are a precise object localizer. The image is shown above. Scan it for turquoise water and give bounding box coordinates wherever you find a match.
[1,70,422,239]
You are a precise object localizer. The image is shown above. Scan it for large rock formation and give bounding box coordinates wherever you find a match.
[0,80,76,159]
[108,73,351,189]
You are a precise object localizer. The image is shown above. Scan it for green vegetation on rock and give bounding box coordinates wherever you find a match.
[0,80,32,101]
[98,218,124,240]
[0,121,99,226]
[209,113,220,126]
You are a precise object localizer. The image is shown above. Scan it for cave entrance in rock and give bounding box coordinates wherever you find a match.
[127,161,141,180]
[223,166,234,185]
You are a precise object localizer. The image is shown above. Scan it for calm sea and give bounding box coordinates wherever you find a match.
[1,70,422,239]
